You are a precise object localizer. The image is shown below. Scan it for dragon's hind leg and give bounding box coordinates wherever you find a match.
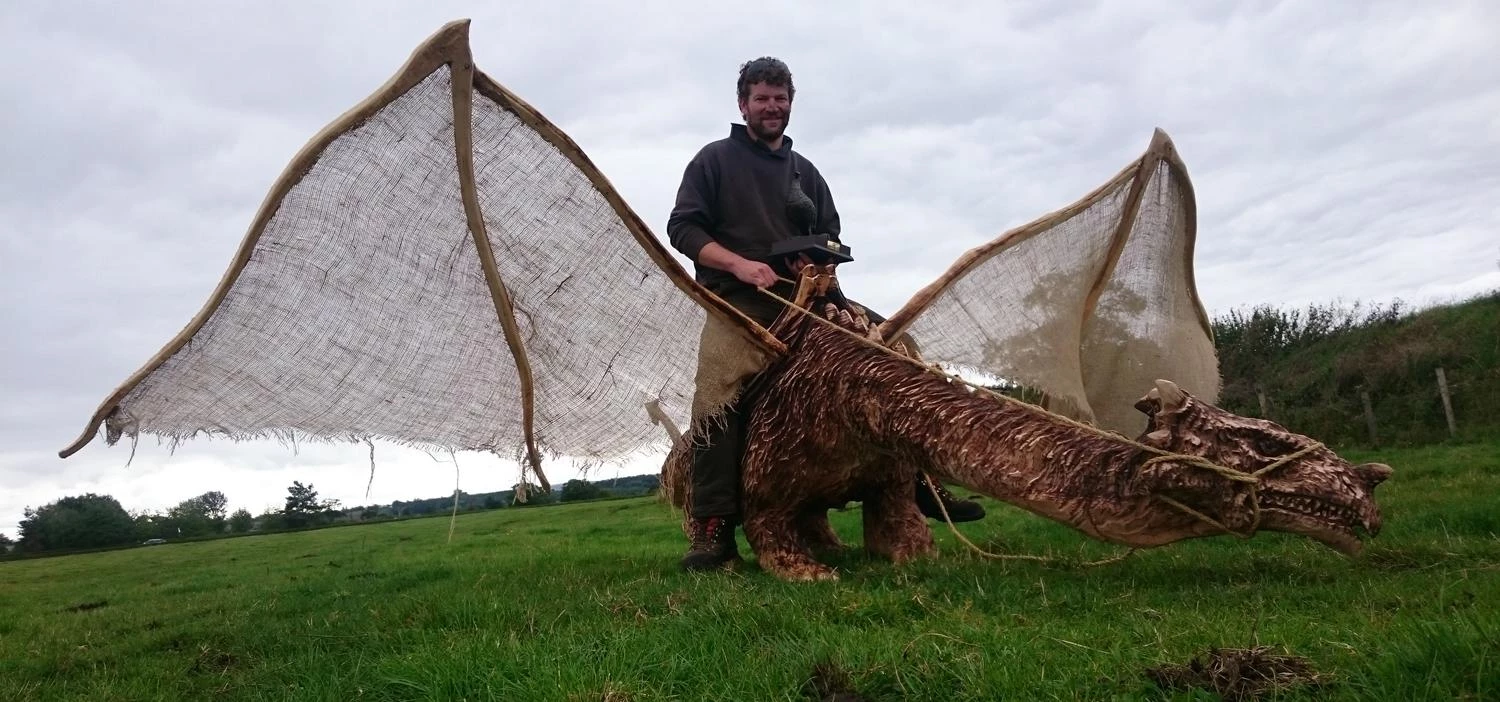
[795,509,847,557]
[862,483,936,564]
[745,508,838,581]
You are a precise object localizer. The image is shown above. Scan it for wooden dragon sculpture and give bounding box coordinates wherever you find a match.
[56,21,1391,581]
[666,267,1390,580]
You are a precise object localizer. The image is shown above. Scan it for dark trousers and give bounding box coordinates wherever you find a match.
[688,390,753,519]
[688,281,886,520]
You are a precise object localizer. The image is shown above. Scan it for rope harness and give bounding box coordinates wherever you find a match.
[752,275,1324,565]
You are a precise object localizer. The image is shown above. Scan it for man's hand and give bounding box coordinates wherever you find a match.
[697,241,780,289]
[730,258,779,289]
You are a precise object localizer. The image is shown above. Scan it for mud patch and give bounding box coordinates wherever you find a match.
[189,645,240,675]
[1146,645,1325,700]
[801,660,867,701]
[568,684,632,702]
[64,600,108,613]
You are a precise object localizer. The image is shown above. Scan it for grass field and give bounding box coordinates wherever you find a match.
[3,441,1497,701]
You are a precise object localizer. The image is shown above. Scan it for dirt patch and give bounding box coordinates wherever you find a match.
[189,645,240,675]
[568,684,632,702]
[1145,645,1326,700]
[64,600,108,613]
[801,660,867,702]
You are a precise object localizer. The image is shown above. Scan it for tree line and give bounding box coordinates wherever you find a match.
[6,473,662,555]
[1210,289,1499,447]
[7,481,343,555]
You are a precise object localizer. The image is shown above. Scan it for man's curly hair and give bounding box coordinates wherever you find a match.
[737,57,795,102]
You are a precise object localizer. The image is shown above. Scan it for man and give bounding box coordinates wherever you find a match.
[667,57,984,572]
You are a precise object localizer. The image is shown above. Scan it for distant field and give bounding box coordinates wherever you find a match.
[2,441,1497,700]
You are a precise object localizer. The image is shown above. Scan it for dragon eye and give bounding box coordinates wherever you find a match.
[1255,438,1284,455]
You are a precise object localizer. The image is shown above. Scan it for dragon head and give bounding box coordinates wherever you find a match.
[1127,379,1390,555]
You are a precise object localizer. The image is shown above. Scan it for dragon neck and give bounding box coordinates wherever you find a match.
[847,340,1147,524]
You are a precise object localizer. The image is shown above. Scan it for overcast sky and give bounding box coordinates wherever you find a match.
[3,1,1497,538]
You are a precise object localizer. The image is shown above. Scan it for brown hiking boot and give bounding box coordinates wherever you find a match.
[679,516,742,572]
[915,473,986,523]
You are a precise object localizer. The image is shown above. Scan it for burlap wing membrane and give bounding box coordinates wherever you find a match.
[61,19,1216,484]
[58,20,782,487]
[881,130,1220,439]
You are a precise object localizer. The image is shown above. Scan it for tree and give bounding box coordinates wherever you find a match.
[284,481,320,515]
[0,533,13,552]
[197,491,229,522]
[167,491,230,537]
[132,511,170,541]
[18,494,136,552]
[256,509,286,532]
[280,482,339,528]
[560,479,604,502]
[228,509,254,533]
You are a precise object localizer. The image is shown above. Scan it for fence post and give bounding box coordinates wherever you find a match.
[1436,367,1458,438]
[1360,389,1379,445]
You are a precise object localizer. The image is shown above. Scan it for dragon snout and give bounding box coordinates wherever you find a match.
[1353,462,1391,537]
[1355,462,1392,488]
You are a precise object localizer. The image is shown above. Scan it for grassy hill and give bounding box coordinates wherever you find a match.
[1213,289,1500,448]
[2,441,1496,700]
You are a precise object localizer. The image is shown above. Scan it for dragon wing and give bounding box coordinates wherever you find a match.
[879,129,1220,438]
[58,20,784,489]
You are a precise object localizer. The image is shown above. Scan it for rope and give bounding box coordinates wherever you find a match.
[752,277,1325,548]
[920,477,1137,567]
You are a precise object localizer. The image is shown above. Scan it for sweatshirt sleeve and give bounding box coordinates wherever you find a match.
[666,151,718,261]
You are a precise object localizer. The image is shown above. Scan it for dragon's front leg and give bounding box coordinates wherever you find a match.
[741,443,841,581]
[744,508,839,581]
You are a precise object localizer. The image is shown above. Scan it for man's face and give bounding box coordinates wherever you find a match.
[739,82,792,142]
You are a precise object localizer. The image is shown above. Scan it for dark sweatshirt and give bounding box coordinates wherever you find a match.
[667,123,841,298]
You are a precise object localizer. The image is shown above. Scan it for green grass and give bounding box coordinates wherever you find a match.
[3,441,1498,701]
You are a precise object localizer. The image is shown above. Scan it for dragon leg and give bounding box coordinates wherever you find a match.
[861,481,936,564]
[745,507,839,581]
[794,510,847,556]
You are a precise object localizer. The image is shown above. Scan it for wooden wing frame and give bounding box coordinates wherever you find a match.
[878,129,1220,436]
[58,20,784,490]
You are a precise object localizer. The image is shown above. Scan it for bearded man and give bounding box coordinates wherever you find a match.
[666,57,985,572]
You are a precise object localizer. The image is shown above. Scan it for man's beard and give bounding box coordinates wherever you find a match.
[747,112,788,141]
